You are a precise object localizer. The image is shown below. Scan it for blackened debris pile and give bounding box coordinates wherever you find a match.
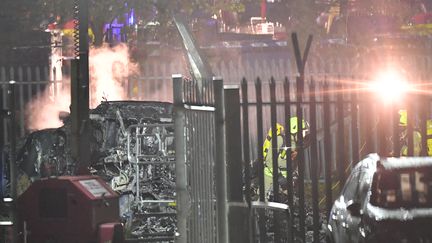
[16,101,176,241]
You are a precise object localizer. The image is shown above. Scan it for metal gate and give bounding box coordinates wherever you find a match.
[173,75,228,243]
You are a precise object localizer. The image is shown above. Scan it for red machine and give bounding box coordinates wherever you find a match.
[17,175,123,243]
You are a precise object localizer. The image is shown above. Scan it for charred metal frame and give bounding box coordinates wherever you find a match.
[127,123,175,204]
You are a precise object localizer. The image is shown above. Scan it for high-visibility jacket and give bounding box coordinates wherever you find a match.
[262,119,308,191]
[263,134,286,191]
[263,122,296,191]
[400,130,422,156]
[427,120,432,156]
[398,110,432,156]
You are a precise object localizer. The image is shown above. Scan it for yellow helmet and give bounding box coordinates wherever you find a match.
[290,117,309,135]
[267,123,284,137]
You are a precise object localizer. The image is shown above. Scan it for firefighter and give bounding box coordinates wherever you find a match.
[398,109,432,156]
[262,117,309,193]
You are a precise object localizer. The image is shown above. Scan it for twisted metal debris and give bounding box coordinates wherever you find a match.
[16,101,176,241]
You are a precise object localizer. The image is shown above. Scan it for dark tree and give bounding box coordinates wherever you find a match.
[34,0,220,47]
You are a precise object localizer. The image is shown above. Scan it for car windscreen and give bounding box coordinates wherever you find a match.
[370,167,432,209]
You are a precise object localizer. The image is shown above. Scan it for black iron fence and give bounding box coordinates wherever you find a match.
[229,73,432,242]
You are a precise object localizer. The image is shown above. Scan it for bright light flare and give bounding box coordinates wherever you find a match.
[369,70,410,103]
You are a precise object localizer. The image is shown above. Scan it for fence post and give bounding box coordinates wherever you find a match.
[173,74,188,243]
[392,103,400,157]
[270,77,280,203]
[407,99,414,156]
[364,87,375,156]
[17,68,24,137]
[226,84,250,243]
[242,79,251,206]
[420,81,428,156]
[226,85,244,201]
[323,81,333,218]
[295,72,306,242]
[254,77,267,243]
[241,79,252,206]
[378,103,388,156]
[269,77,281,242]
[255,78,265,202]
[283,77,294,243]
[309,78,320,243]
[292,31,312,242]
[336,81,346,186]
[214,77,228,243]
[0,84,5,149]
[351,80,360,164]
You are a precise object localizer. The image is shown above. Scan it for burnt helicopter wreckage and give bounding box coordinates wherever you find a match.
[11,12,212,241]
[16,101,176,239]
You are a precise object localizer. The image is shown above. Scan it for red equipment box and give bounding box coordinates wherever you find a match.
[17,175,122,243]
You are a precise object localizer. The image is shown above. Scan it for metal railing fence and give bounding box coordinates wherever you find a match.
[173,75,227,243]
[239,74,432,242]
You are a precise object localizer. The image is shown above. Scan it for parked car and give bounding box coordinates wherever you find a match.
[327,154,432,243]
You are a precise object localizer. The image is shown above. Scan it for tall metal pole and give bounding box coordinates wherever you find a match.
[71,0,90,173]
[78,0,90,163]
[8,81,18,243]
[292,32,312,243]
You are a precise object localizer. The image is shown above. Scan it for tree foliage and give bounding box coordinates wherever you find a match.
[0,0,48,46]
[34,0,220,46]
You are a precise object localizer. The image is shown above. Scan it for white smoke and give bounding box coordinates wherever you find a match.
[25,43,138,131]
[25,85,71,131]
[89,43,138,107]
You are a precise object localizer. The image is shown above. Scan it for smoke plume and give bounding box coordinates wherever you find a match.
[89,43,138,107]
[25,43,138,131]
[25,85,71,131]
